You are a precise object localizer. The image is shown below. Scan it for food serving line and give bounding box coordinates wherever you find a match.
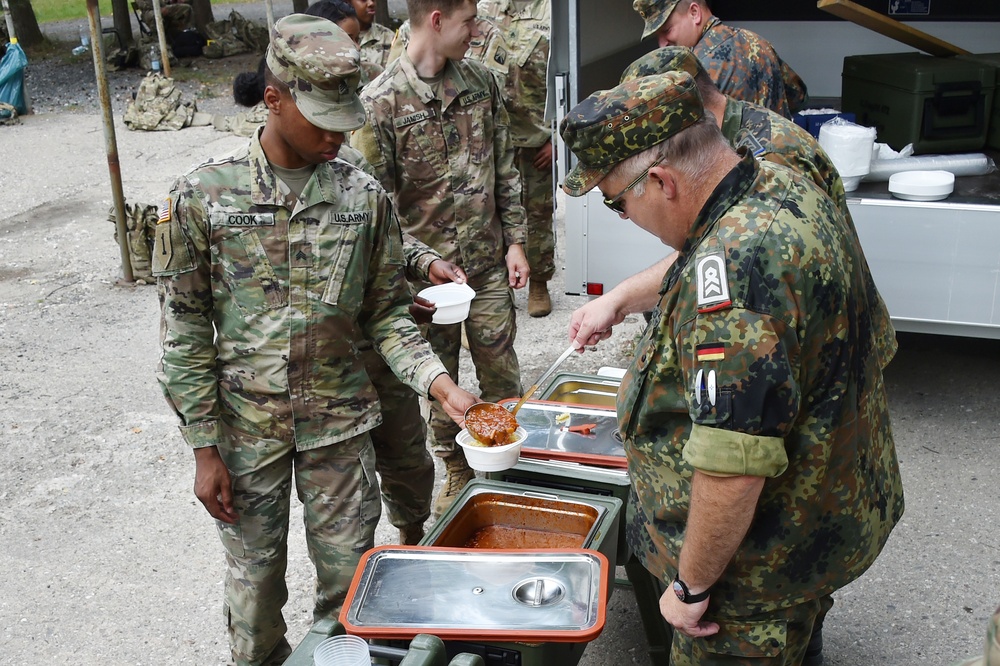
[284,370,676,666]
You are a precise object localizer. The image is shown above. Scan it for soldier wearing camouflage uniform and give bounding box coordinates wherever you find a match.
[135,0,192,37]
[468,0,555,317]
[581,46,898,377]
[560,72,904,665]
[353,0,529,517]
[633,0,807,119]
[153,16,476,666]
[352,0,396,74]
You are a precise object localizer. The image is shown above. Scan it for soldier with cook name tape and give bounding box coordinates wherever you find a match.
[153,16,476,665]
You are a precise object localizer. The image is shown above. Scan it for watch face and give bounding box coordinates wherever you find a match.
[672,579,686,601]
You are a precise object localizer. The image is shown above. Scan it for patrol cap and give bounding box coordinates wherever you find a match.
[620,46,705,84]
[633,0,682,40]
[559,71,703,197]
[266,14,365,132]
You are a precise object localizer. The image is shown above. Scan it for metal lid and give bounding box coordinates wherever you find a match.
[499,399,626,468]
[340,546,609,642]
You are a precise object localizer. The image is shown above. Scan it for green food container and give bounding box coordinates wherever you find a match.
[841,52,995,153]
[957,52,1000,150]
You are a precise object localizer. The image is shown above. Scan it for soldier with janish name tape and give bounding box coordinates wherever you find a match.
[353,0,529,518]
[559,71,903,666]
[153,16,476,666]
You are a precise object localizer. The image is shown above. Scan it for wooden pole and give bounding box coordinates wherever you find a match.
[86,0,134,284]
[150,0,171,77]
[264,0,274,32]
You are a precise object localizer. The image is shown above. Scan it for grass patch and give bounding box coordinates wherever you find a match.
[32,0,257,25]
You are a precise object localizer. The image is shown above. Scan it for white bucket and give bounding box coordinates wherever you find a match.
[818,119,877,191]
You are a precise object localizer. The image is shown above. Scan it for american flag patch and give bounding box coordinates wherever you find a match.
[695,342,725,362]
[157,198,171,224]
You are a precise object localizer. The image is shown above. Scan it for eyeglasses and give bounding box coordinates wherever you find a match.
[602,157,663,214]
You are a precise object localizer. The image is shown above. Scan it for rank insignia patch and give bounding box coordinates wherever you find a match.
[696,252,731,312]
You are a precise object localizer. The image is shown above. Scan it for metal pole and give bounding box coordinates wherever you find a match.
[1,0,33,114]
[150,0,171,77]
[264,0,274,32]
[87,0,134,284]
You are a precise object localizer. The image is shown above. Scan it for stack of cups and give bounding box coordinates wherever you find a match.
[818,119,877,192]
[313,634,371,666]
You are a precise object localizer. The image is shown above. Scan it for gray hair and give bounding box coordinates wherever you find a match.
[607,112,728,197]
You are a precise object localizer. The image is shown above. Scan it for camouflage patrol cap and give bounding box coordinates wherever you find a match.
[266,15,365,132]
[559,71,703,196]
[634,0,681,40]
[620,46,705,84]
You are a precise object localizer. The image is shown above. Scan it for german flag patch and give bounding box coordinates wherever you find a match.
[695,342,725,362]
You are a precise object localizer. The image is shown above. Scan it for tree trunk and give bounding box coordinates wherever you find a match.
[190,0,213,35]
[6,0,42,47]
[291,0,307,13]
[110,0,134,47]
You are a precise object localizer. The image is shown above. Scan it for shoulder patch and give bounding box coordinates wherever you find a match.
[696,252,732,313]
[157,198,172,223]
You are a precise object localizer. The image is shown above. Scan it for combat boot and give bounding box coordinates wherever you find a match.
[434,454,476,517]
[398,522,425,546]
[528,280,551,317]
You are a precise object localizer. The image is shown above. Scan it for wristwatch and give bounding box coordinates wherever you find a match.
[672,573,711,604]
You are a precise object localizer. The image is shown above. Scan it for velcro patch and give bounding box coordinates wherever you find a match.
[157,198,171,224]
[459,90,490,106]
[394,109,434,128]
[696,342,726,362]
[333,211,372,224]
[212,212,275,227]
[696,252,732,312]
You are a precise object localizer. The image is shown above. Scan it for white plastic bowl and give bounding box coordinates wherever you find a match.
[888,170,955,202]
[416,282,476,325]
[313,634,371,666]
[455,427,527,472]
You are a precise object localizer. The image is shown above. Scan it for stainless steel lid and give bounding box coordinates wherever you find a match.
[499,400,625,467]
[340,546,609,642]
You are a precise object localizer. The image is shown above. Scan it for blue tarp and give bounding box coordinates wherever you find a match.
[0,42,28,115]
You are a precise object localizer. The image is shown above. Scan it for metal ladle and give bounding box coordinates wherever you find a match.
[465,343,579,446]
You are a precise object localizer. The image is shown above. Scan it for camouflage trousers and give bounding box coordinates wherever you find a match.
[515,146,555,282]
[359,342,435,528]
[420,265,523,458]
[215,422,380,666]
[667,596,824,665]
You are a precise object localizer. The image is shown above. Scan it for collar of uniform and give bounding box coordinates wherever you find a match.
[359,27,377,47]
[720,95,743,140]
[677,151,757,262]
[700,14,721,40]
[399,49,471,109]
[249,127,286,207]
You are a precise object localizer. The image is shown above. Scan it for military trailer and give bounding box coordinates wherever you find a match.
[549,1,1000,339]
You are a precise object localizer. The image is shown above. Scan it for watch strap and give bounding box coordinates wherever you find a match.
[673,573,711,604]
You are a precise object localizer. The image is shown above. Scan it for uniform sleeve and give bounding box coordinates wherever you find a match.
[352,97,396,194]
[152,179,222,448]
[678,307,800,478]
[402,231,442,283]
[360,192,447,396]
[488,72,527,248]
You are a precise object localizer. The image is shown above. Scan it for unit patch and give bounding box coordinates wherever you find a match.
[213,212,276,227]
[394,109,434,128]
[696,253,732,312]
[493,48,508,65]
[459,90,490,106]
